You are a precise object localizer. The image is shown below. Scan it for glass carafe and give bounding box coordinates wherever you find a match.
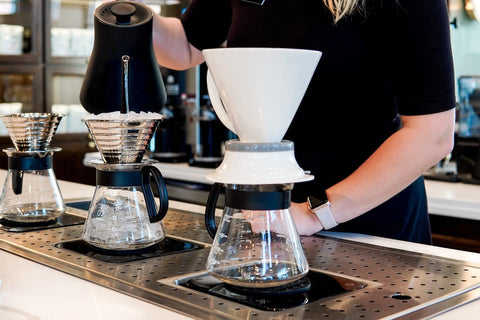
[204,183,309,288]
[0,148,65,223]
[83,160,168,251]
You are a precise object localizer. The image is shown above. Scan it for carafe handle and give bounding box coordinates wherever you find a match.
[206,70,237,134]
[141,165,169,223]
[12,170,23,195]
[205,182,224,238]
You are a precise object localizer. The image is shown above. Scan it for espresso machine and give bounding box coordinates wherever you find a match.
[150,69,189,163]
[0,113,65,225]
[200,48,322,291]
[456,76,480,183]
[188,64,229,168]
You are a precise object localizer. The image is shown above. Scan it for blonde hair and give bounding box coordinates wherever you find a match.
[323,0,366,23]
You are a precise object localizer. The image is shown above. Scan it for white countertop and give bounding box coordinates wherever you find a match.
[0,172,193,320]
[2,168,480,319]
[424,179,480,220]
[0,250,193,320]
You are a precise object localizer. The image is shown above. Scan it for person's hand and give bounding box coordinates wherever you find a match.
[243,210,292,236]
[289,202,324,235]
[242,202,324,236]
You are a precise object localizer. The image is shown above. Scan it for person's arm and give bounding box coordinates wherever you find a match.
[102,0,203,70]
[291,108,455,235]
[150,15,204,70]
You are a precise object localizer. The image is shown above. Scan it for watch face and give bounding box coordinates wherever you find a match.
[307,195,328,209]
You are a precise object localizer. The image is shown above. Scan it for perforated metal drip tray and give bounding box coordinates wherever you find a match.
[1,206,480,319]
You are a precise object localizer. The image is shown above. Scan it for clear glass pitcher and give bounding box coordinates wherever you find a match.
[0,148,65,223]
[82,160,169,251]
[204,183,309,288]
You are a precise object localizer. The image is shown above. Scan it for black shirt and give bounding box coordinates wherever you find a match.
[181,0,455,244]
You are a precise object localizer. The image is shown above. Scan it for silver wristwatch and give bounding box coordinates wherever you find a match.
[307,191,338,230]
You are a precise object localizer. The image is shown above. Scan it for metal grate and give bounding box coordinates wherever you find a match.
[1,207,480,319]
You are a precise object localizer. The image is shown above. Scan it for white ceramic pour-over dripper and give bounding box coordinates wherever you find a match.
[203,48,321,143]
[202,48,321,184]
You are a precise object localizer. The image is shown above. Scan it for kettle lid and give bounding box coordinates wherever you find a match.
[96,1,152,27]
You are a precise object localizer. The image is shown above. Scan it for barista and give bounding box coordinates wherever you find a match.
[112,0,455,244]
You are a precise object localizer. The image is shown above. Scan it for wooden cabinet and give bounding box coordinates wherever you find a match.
[430,214,480,253]
[0,0,193,184]
[0,0,42,64]
[0,1,43,118]
[0,0,92,131]
[0,1,96,183]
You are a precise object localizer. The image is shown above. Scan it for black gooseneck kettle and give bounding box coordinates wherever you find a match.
[80,0,166,114]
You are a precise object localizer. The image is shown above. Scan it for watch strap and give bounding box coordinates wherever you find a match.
[308,193,338,230]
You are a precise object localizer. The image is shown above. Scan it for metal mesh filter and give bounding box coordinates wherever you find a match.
[83,117,161,164]
[0,113,63,151]
[1,207,480,319]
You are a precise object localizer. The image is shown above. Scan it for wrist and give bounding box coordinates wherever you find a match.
[307,190,338,230]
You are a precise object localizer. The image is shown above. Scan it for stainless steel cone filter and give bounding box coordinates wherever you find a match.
[0,113,64,152]
[83,118,161,164]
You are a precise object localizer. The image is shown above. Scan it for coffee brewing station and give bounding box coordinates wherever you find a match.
[1,1,480,319]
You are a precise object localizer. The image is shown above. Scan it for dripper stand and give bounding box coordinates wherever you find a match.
[201,48,322,289]
[0,113,66,225]
[80,113,202,256]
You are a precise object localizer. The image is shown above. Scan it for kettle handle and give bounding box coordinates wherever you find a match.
[141,165,169,223]
[206,70,237,134]
[205,182,224,238]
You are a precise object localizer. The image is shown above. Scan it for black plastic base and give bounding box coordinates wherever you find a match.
[0,213,85,233]
[226,277,311,297]
[56,237,201,263]
[182,270,366,311]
